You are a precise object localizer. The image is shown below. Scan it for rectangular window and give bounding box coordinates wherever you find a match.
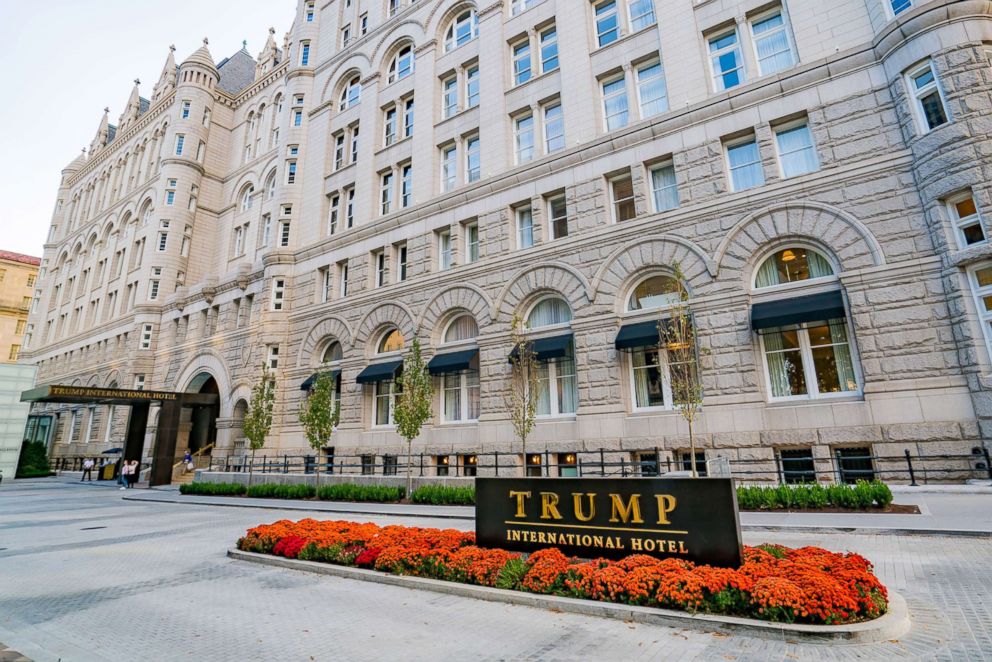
[540,26,558,73]
[403,98,414,137]
[300,41,311,66]
[305,2,314,21]
[338,262,349,297]
[328,195,340,235]
[401,164,413,207]
[341,25,351,47]
[780,448,816,484]
[134,374,145,390]
[375,251,386,287]
[751,11,795,76]
[775,122,819,177]
[761,320,859,400]
[334,134,345,169]
[384,107,398,146]
[466,66,480,108]
[631,346,669,409]
[381,171,394,215]
[361,13,368,34]
[395,243,408,282]
[438,230,453,270]
[548,195,568,240]
[611,175,636,222]
[636,59,668,118]
[628,0,656,31]
[262,214,272,245]
[181,100,191,119]
[650,162,679,212]
[175,134,185,155]
[267,345,279,370]
[709,30,745,91]
[465,221,480,262]
[510,0,538,15]
[286,161,297,184]
[512,40,532,85]
[233,226,245,256]
[836,447,874,484]
[890,0,912,16]
[350,125,360,162]
[442,145,457,192]
[595,1,620,47]
[279,221,291,247]
[271,279,285,311]
[157,232,168,252]
[346,188,355,227]
[602,77,629,131]
[727,138,764,191]
[374,380,400,426]
[140,323,153,349]
[680,452,707,476]
[320,267,332,303]
[514,113,535,164]
[516,206,534,248]
[951,194,986,247]
[443,76,458,118]
[466,135,481,182]
[909,63,948,133]
[293,109,302,127]
[442,369,480,422]
[535,345,578,416]
[543,102,564,153]
[970,265,992,360]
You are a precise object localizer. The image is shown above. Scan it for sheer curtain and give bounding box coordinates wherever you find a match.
[827,320,858,392]
[633,350,651,408]
[528,297,572,327]
[556,355,578,414]
[764,330,802,398]
[651,164,679,211]
[467,369,481,419]
[534,362,551,415]
[807,251,833,278]
[444,373,460,421]
[753,14,794,74]
[728,141,764,190]
[755,258,780,288]
[776,125,818,177]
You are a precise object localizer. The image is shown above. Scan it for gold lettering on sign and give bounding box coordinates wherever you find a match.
[572,492,596,521]
[655,494,677,525]
[608,494,644,524]
[540,492,563,520]
[509,491,531,518]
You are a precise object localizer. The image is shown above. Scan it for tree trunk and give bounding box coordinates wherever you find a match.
[314,453,320,497]
[248,448,256,488]
[521,436,527,478]
[405,438,413,500]
[688,419,698,479]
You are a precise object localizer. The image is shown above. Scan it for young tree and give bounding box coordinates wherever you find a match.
[659,262,704,478]
[298,371,340,492]
[393,337,433,498]
[242,364,276,488]
[503,314,540,477]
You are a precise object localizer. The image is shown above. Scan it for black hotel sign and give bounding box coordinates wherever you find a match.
[476,478,743,567]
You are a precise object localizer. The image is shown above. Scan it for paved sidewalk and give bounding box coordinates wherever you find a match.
[116,482,992,535]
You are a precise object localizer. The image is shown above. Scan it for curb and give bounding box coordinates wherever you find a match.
[227,548,910,644]
[122,494,473,519]
[738,524,992,538]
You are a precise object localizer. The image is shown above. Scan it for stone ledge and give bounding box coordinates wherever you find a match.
[228,549,911,644]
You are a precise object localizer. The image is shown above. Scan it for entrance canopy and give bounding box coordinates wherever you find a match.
[21,384,218,407]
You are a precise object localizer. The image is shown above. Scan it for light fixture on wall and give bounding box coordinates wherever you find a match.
[781,249,797,262]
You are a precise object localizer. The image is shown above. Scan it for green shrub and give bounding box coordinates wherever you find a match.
[411,484,476,505]
[15,441,53,478]
[180,482,246,496]
[246,483,316,499]
[495,557,530,591]
[736,480,893,510]
[316,483,405,502]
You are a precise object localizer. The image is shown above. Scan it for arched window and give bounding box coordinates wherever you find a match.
[240,185,255,212]
[444,10,478,52]
[388,45,415,83]
[754,247,834,288]
[339,76,361,110]
[627,275,680,311]
[443,315,479,343]
[527,297,572,328]
[322,341,343,363]
[378,328,404,353]
[264,170,276,199]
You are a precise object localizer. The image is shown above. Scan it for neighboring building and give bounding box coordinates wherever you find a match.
[0,363,38,480]
[0,251,40,364]
[20,0,992,481]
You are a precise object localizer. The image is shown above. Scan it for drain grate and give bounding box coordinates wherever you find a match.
[79,526,107,531]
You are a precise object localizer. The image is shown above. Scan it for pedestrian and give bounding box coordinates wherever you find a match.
[183,449,192,474]
[119,460,133,490]
[117,458,127,489]
[81,457,94,482]
[127,460,140,489]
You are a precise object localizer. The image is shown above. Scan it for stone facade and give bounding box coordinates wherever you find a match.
[0,251,39,364]
[21,0,992,482]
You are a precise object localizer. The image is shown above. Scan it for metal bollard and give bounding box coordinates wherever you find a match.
[905,449,917,486]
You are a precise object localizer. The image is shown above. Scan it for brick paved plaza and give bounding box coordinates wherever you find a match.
[1,479,990,661]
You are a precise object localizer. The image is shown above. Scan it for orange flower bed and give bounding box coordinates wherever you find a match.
[237,520,888,625]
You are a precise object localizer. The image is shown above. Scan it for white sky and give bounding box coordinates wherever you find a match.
[0,0,292,258]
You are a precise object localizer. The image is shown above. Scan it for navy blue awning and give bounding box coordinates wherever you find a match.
[300,370,341,391]
[615,320,663,351]
[508,333,573,363]
[751,290,846,331]
[355,360,403,384]
[427,348,478,375]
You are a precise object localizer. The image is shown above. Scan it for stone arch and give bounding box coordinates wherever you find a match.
[376,35,419,80]
[354,302,417,355]
[417,284,493,339]
[591,235,715,311]
[169,349,234,416]
[714,202,885,281]
[230,172,259,206]
[430,1,478,50]
[319,58,370,105]
[104,370,121,388]
[369,20,427,67]
[297,315,355,367]
[495,262,592,321]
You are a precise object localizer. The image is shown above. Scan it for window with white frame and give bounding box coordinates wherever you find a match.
[233,225,245,256]
[441,315,481,422]
[510,0,540,15]
[543,102,564,152]
[466,135,481,182]
[361,13,368,34]
[466,66,480,108]
[709,29,745,91]
[181,100,191,119]
[526,298,577,415]
[594,0,620,47]
[374,377,402,426]
[305,1,314,21]
[516,206,534,248]
[334,133,345,169]
[761,319,859,400]
[540,26,558,73]
[442,145,457,191]
[300,41,311,66]
[380,171,394,215]
[384,107,398,146]
[403,98,415,137]
[969,265,992,361]
[602,76,629,131]
[166,179,177,205]
[134,374,145,390]
[889,0,912,17]
[374,250,386,287]
[350,124,360,163]
[157,231,168,252]
[514,113,535,164]
[636,59,668,118]
[337,262,349,297]
[286,160,297,184]
[293,109,303,127]
[726,137,764,191]
[908,62,948,133]
[630,345,673,410]
[394,243,408,282]
[629,0,656,31]
[548,195,568,240]
[754,247,835,288]
[949,193,986,247]
[345,188,355,227]
[271,278,285,310]
[512,40,532,85]
[279,220,291,247]
[341,24,351,48]
[464,221,480,262]
[267,344,279,370]
[610,174,636,222]
[240,185,254,212]
[445,10,478,52]
[438,229,453,270]
[775,121,819,177]
[650,162,679,212]
[320,266,332,303]
[628,274,680,311]
[401,164,412,207]
[442,76,458,118]
[262,214,272,246]
[388,44,414,83]
[140,323,153,349]
[175,134,185,155]
[339,76,361,110]
[751,10,795,76]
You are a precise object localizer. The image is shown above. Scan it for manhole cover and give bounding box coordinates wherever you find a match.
[80,526,107,531]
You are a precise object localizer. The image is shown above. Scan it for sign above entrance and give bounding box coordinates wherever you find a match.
[20,384,218,406]
[475,477,743,567]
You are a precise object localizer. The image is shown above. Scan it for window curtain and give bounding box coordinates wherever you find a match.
[807,250,833,278]
[556,355,578,414]
[528,298,571,327]
[728,142,764,190]
[753,15,792,73]
[443,373,461,421]
[632,349,652,408]
[754,257,780,288]
[651,165,678,211]
[776,126,817,175]
[763,330,799,397]
[534,361,551,415]
[827,319,857,392]
[445,316,478,342]
[467,369,481,419]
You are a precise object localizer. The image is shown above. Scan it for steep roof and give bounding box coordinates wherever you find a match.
[107,125,117,142]
[217,48,257,95]
[139,97,150,115]
[0,250,41,267]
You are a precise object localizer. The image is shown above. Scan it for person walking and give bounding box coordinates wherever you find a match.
[127,460,140,489]
[183,449,193,474]
[81,458,94,481]
[117,458,127,490]
[119,460,133,490]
